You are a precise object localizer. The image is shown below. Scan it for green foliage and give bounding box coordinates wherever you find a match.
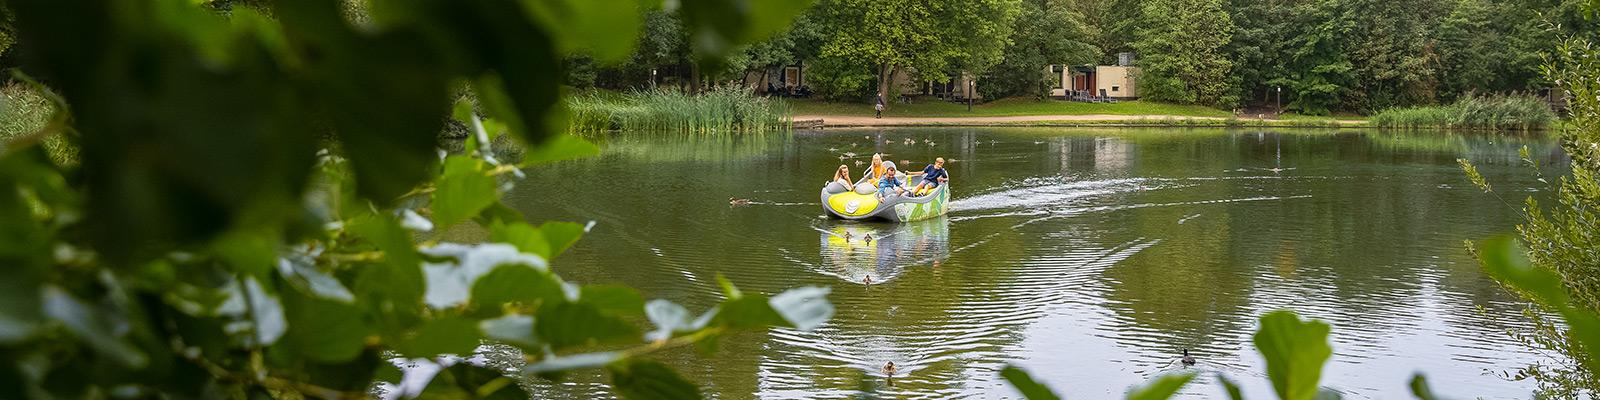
[817,0,1020,101]
[1461,22,1600,396]
[1255,311,1335,400]
[568,86,792,133]
[1131,0,1236,107]
[1371,94,1556,130]
[1126,372,1197,400]
[981,0,1099,99]
[0,0,828,399]
[1001,366,1062,400]
[1000,310,1340,400]
[0,83,72,163]
[608,359,704,399]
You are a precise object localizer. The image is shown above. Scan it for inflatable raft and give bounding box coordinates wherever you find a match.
[821,173,950,222]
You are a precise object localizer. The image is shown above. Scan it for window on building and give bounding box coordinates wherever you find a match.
[1050,65,1064,89]
[1112,85,1120,92]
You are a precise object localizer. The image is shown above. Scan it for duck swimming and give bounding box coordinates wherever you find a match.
[882,361,897,376]
[729,197,751,206]
[1181,349,1196,367]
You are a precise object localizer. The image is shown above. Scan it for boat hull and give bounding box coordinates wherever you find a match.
[821,176,949,222]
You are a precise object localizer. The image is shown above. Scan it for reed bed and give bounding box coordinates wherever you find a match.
[1371,94,1557,131]
[567,86,791,133]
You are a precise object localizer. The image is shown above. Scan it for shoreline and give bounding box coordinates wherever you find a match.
[790,114,1367,129]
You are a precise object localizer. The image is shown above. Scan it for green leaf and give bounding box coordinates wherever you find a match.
[522,0,646,62]
[278,0,449,205]
[223,276,287,347]
[1408,374,1437,400]
[470,264,564,313]
[1477,237,1567,308]
[1126,372,1195,400]
[713,295,787,329]
[490,221,551,258]
[540,221,587,258]
[1217,374,1244,400]
[422,243,548,309]
[608,359,704,400]
[398,316,481,358]
[579,285,645,316]
[523,351,622,375]
[768,286,832,330]
[645,300,696,341]
[536,301,637,349]
[475,202,526,226]
[521,134,600,165]
[677,0,813,65]
[41,286,147,368]
[433,155,499,229]
[281,285,369,363]
[276,252,355,302]
[1254,310,1334,400]
[427,363,528,400]
[1000,365,1061,400]
[349,216,426,326]
[481,314,538,349]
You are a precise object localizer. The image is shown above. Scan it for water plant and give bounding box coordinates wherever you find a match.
[1371,93,1558,131]
[567,85,791,133]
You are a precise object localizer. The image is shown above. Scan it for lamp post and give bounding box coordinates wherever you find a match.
[1275,86,1282,116]
[967,77,975,112]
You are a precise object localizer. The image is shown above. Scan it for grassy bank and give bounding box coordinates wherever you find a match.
[816,116,1358,128]
[567,86,790,133]
[1371,94,1556,130]
[790,97,1233,118]
[0,83,74,163]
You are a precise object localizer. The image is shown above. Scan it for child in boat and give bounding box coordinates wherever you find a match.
[908,157,948,196]
[831,165,855,190]
[865,153,887,185]
[877,165,904,201]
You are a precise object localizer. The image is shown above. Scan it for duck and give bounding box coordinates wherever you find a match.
[729,197,751,206]
[864,275,873,285]
[1181,349,1196,367]
[828,147,839,152]
[882,361,897,376]
[863,234,873,244]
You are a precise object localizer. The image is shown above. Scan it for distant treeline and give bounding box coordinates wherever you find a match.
[558,0,1594,115]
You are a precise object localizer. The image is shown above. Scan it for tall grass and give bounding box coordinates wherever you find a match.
[1371,94,1557,131]
[567,86,791,133]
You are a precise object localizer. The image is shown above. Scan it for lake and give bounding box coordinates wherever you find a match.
[506,127,1563,399]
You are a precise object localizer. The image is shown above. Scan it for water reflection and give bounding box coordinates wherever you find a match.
[815,218,951,284]
[510,128,1564,399]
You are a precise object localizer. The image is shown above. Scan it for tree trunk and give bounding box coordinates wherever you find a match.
[876,62,892,110]
[690,63,702,95]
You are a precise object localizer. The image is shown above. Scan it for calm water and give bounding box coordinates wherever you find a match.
[504,127,1565,399]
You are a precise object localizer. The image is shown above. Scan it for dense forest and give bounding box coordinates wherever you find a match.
[561,0,1596,114]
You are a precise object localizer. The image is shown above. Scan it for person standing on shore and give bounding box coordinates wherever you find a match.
[875,95,884,119]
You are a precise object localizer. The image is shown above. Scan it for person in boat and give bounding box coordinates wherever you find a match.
[907,157,948,196]
[877,164,905,201]
[830,165,856,191]
[861,153,889,190]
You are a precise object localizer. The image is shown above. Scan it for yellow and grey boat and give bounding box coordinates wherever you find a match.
[821,172,950,222]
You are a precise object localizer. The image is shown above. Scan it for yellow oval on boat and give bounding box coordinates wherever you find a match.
[826,192,880,217]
